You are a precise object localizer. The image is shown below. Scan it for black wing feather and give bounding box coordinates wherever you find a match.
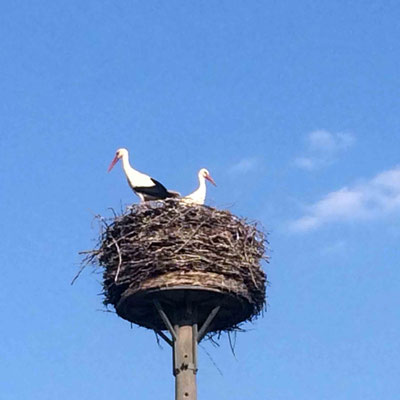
[133,178,171,200]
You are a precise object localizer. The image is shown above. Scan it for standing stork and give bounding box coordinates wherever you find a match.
[108,148,180,202]
[182,168,216,205]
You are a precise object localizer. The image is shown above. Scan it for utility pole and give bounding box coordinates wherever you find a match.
[153,298,220,400]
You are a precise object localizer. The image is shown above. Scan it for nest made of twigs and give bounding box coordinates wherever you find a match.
[81,199,268,333]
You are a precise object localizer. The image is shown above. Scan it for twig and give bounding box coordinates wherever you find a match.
[71,262,88,285]
[199,343,223,376]
[111,236,123,283]
[227,331,237,359]
[154,331,163,349]
[78,250,98,255]
[173,220,207,254]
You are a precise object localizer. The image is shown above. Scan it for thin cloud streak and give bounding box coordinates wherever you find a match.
[290,165,400,232]
[294,130,355,170]
[320,240,346,255]
[293,157,316,171]
[229,157,260,174]
[308,130,355,152]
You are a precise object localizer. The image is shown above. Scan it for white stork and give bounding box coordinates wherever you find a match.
[182,168,216,205]
[108,148,180,202]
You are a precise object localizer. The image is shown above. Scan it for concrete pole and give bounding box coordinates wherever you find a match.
[174,324,197,400]
[154,298,220,400]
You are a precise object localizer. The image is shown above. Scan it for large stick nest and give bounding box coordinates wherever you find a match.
[82,200,268,332]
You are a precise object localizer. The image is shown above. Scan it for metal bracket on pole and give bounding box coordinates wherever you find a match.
[153,299,178,341]
[155,330,173,347]
[192,322,198,372]
[197,306,220,343]
[153,297,200,399]
[173,324,179,376]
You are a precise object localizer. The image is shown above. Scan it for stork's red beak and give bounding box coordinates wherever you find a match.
[206,174,216,186]
[108,155,119,172]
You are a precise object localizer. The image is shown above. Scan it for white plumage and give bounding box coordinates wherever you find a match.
[108,148,180,202]
[182,168,216,205]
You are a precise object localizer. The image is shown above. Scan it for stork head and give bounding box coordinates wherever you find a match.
[108,148,128,172]
[199,168,216,186]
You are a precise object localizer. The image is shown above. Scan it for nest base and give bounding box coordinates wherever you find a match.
[116,286,253,332]
[82,200,268,334]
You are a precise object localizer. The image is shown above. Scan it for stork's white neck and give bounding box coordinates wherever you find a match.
[121,152,133,174]
[120,152,153,187]
[197,172,206,190]
[189,172,207,203]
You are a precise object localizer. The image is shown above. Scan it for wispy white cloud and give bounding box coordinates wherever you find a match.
[293,157,316,171]
[308,130,355,152]
[229,157,260,174]
[290,166,400,232]
[294,130,355,170]
[320,240,346,255]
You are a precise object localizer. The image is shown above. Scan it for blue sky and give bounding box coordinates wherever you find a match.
[1,1,400,399]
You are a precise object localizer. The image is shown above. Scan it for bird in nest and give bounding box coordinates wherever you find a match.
[181,168,216,205]
[108,148,180,202]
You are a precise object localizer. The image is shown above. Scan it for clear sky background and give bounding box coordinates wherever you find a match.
[1,1,399,399]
